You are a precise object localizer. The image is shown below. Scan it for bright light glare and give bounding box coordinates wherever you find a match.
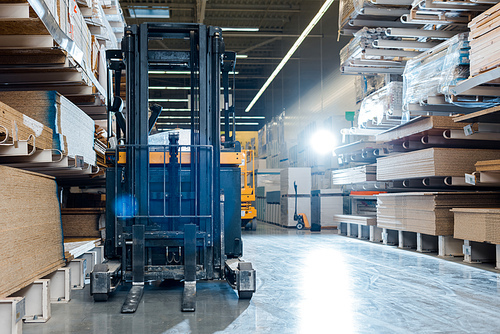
[310,130,335,155]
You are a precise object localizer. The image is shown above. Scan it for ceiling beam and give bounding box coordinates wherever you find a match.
[196,0,207,23]
[240,37,279,54]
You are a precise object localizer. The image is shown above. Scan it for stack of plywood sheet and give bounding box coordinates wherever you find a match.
[0,101,52,150]
[332,164,376,184]
[0,91,95,165]
[0,166,64,298]
[452,208,500,244]
[377,148,500,180]
[377,192,500,235]
[468,3,500,77]
[61,208,104,238]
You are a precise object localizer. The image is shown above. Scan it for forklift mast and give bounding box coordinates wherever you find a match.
[97,23,255,313]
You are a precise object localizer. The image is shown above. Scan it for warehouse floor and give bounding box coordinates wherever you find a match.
[24,223,500,334]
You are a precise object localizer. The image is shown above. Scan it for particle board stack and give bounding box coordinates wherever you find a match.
[452,208,500,244]
[0,91,96,165]
[332,164,376,185]
[0,166,65,298]
[468,3,500,77]
[0,100,53,150]
[61,208,104,238]
[377,148,500,180]
[377,192,500,235]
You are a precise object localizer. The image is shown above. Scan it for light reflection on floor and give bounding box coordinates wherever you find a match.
[23,222,500,334]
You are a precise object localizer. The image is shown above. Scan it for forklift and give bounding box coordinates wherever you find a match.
[240,150,257,231]
[91,23,256,313]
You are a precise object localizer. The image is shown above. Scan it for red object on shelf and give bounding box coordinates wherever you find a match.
[350,191,387,196]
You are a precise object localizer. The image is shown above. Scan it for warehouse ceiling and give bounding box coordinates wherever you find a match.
[118,0,324,131]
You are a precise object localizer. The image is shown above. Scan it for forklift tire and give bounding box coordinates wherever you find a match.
[238,291,253,299]
[93,293,109,302]
[296,222,305,230]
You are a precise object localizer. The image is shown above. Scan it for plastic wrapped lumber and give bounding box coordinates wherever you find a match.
[403,33,470,109]
[0,166,65,298]
[358,81,403,128]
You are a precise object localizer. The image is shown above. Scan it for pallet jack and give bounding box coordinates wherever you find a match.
[90,23,256,313]
[293,181,310,230]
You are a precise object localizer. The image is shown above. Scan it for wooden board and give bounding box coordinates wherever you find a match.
[0,91,95,164]
[452,208,500,244]
[377,148,500,180]
[453,105,500,123]
[377,192,500,235]
[0,100,53,149]
[0,165,64,298]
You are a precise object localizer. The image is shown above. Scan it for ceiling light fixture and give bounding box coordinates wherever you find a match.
[221,27,259,32]
[244,0,335,112]
[149,70,239,75]
[148,99,189,102]
[236,54,248,59]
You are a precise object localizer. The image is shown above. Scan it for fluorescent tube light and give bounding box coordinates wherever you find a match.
[149,71,239,75]
[221,27,259,32]
[149,86,191,90]
[236,54,248,59]
[148,99,189,102]
[245,0,335,112]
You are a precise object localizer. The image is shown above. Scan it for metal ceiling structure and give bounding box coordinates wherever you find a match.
[119,0,324,131]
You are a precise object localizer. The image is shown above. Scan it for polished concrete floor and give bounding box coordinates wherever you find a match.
[24,223,500,334]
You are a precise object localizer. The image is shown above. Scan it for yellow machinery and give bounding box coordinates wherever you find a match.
[240,150,257,230]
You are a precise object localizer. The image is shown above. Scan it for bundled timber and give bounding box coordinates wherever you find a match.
[376,116,475,143]
[332,164,376,185]
[61,208,104,238]
[0,100,52,149]
[452,208,500,244]
[468,3,500,76]
[0,166,64,298]
[0,91,95,165]
[94,124,107,166]
[377,192,500,235]
[63,238,101,260]
[377,148,500,180]
[333,214,376,226]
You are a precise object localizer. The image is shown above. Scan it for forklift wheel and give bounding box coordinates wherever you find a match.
[93,293,109,302]
[296,222,305,230]
[238,291,253,299]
